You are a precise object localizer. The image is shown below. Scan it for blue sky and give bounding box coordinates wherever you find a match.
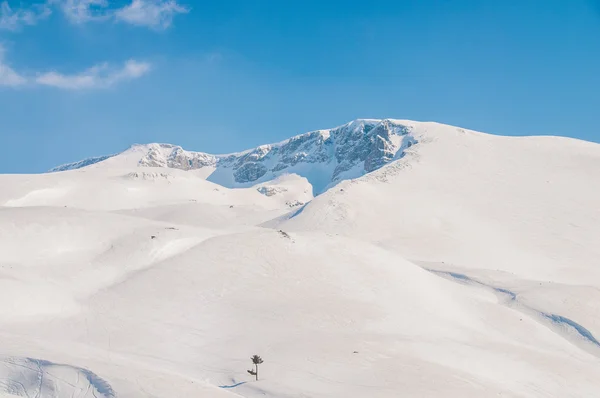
[1,0,599,173]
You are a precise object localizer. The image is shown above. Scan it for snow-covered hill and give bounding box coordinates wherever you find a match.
[49,119,418,193]
[2,119,600,398]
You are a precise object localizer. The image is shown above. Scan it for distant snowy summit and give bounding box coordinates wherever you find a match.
[50,119,418,193]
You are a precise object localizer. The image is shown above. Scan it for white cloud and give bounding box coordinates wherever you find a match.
[0,45,151,90]
[0,63,25,86]
[0,45,26,86]
[0,0,188,30]
[36,60,151,89]
[115,0,188,30]
[54,0,110,24]
[0,1,52,31]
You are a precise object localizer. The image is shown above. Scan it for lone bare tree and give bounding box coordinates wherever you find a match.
[247,355,263,381]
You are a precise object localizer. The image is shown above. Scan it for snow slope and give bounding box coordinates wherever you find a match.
[279,122,600,283]
[1,119,599,397]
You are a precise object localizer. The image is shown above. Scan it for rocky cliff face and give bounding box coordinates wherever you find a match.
[50,119,418,194]
[50,155,116,173]
[138,144,217,170]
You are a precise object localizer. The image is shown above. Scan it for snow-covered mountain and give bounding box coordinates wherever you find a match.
[50,154,117,172]
[3,119,600,398]
[50,119,418,193]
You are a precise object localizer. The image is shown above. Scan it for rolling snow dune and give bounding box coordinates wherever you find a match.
[0,119,599,397]
[6,231,600,397]
[1,167,312,212]
[0,206,220,321]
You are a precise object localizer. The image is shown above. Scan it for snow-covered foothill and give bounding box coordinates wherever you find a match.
[0,119,598,397]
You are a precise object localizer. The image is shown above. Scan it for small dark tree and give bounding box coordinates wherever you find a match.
[247,355,264,381]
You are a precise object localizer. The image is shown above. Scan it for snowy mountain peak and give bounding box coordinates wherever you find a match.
[49,119,419,193]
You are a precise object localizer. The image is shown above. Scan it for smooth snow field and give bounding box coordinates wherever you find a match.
[1,120,599,397]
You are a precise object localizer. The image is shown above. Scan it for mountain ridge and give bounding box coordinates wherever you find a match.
[49,118,419,193]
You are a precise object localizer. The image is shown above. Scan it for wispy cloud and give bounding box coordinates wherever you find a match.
[115,0,188,30]
[0,44,151,90]
[0,44,26,86]
[54,0,110,24]
[36,60,151,89]
[0,0,188,30]
[0,1,52,31]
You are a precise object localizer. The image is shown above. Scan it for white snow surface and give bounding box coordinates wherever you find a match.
[1,119,600,397]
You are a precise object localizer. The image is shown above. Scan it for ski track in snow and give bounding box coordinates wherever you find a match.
[426,268,600,354]
[218,381,247,389]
